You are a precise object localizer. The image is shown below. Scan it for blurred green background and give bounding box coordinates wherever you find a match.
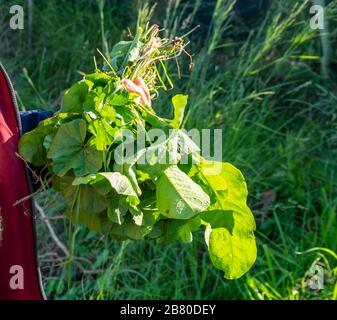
[1,0,336,300]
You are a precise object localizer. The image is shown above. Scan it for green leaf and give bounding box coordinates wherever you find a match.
[88,119,117,151]
[107,195,127,225]
[43,134,55,151]
[106,90,129,106]
[89,172,141,217]
[197,159,255,232]
[90,175,113,195]
[207,226,257,280]
[113,135,150,196]
[83,87,106,114]
[156,165,210,219]
[170,94,188,128]
[195,159,257,279]
[136,129,199,181]
[138,105,169,129]
[19,113,78,166]
[98,172,138,197]
[109,41,132,69]
[100,104,117,122]
[47,119,102,176]
[84,72,111,86]
[160,216,201,243]
[114,105,135,125]
[53,174,109,232]
[69,210,109,232]
[109,40,141,73]
[72,173,116,197]
[115,223,148,240]
[61,80,93,113]
[109,215,153,240]
[147,221,165,239]
[72,174,97,186]
[19,122,54,166]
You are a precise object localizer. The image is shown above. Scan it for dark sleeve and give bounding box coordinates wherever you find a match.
[20,110,54,134]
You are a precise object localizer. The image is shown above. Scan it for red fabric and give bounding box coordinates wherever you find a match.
[0,67,43,300]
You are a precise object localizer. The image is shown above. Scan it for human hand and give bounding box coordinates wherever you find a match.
[122,77,151,107]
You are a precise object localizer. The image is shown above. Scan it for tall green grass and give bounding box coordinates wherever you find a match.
[1,0,336,299]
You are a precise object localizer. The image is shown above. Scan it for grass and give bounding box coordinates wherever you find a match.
[1,0,336,300]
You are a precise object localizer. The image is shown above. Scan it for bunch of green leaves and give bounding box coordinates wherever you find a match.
[19,24,256,280]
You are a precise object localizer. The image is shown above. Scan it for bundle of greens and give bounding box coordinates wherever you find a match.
[19,24,256,279]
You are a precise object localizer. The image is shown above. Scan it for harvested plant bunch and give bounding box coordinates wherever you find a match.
[19,24,256,280]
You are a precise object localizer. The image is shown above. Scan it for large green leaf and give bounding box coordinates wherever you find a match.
[47,119,102,176]
[197,159,255,231]
[156,165,210,219]
[61,80,93,113]
[207,226,257,280]
[19,121,54,167]
[19,113,79,166]
[195,159,257,279]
